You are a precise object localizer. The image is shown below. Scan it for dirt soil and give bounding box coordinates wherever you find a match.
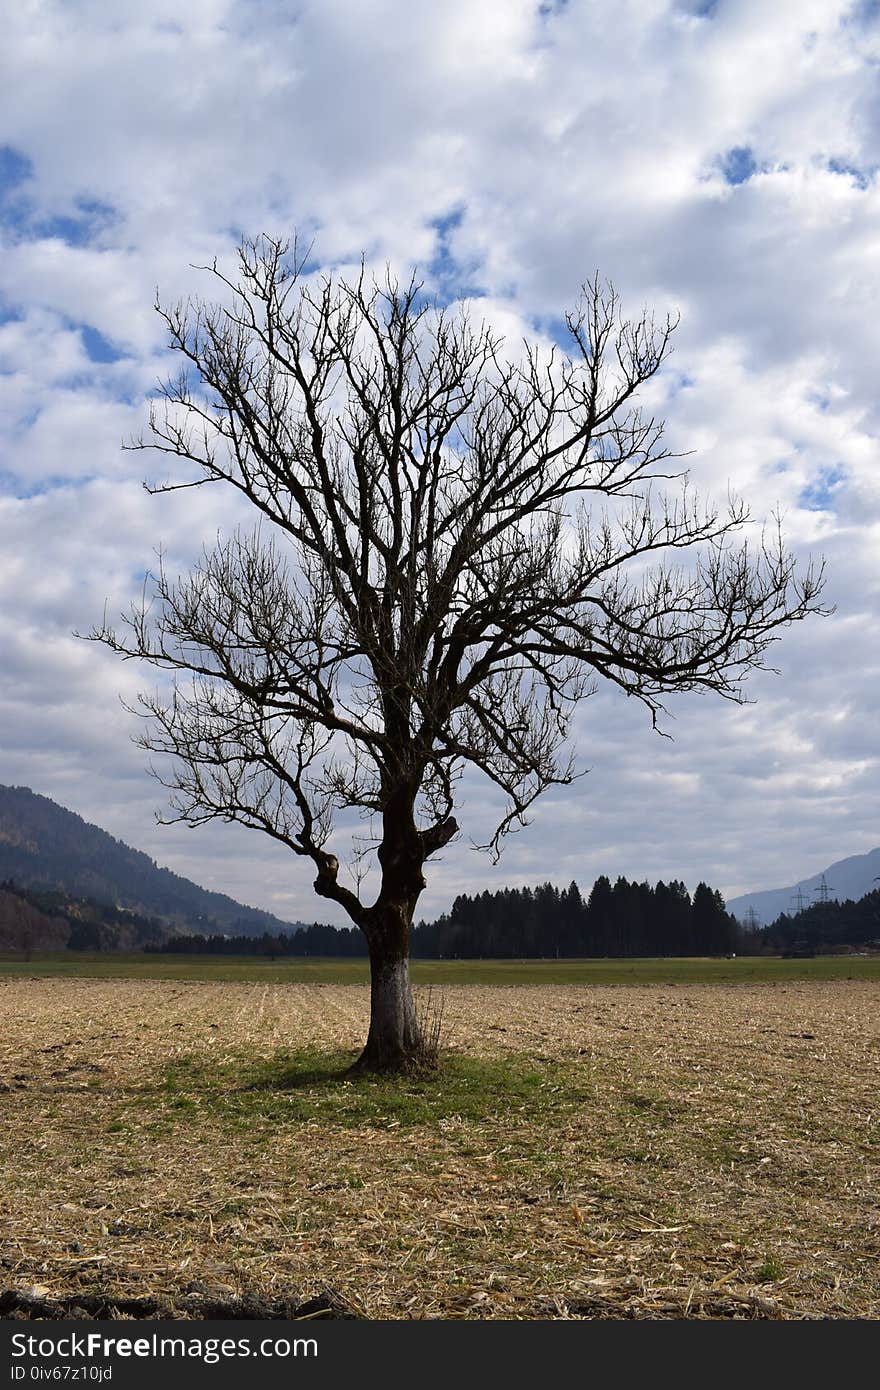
[0,977,877,1319]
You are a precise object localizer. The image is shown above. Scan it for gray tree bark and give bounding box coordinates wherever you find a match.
[355,933,421,1071]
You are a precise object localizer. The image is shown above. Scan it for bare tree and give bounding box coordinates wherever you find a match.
[91,236,825,1070]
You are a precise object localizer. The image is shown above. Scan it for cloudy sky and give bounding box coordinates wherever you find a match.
[1,0,878,925]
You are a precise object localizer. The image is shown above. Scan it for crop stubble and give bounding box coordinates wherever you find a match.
[0,977,877,1319]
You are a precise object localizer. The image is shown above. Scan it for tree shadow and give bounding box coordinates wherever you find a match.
[242,1053,360,1093]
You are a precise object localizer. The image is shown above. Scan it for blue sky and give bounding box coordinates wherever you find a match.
[1,0,878,922]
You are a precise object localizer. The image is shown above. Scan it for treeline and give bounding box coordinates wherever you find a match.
[756,889,880,954]
[412,878,737,957]
[152,876,739,958]
[149,922,367,957]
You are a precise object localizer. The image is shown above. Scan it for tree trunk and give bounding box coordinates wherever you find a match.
[352,901,428,1073]
[356,940,421,1071]
[348,779,444,1072]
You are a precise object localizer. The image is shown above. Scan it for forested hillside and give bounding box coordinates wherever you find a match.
[0,886,70,953]
[0,784,304,937]
[0,881,168,952]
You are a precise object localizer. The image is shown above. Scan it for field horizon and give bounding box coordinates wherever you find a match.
[1,952,879,985]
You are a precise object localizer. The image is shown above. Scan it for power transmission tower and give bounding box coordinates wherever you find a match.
[791,887,808,914]
[814,873,833,907]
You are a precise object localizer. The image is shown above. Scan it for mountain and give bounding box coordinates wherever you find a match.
[0,784,306,937]
[726,847,880,926]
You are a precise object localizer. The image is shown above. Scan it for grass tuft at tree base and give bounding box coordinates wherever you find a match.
[158,1047,590,1131]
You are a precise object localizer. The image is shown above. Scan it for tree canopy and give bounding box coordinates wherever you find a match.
[92,236,826,1068]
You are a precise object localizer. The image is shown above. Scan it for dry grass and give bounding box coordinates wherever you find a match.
[0,976,877,1319]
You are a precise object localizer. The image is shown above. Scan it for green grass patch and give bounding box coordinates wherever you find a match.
[756,1254,785,1282]
[1,952,879,984]
[157,1047,590,1132]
